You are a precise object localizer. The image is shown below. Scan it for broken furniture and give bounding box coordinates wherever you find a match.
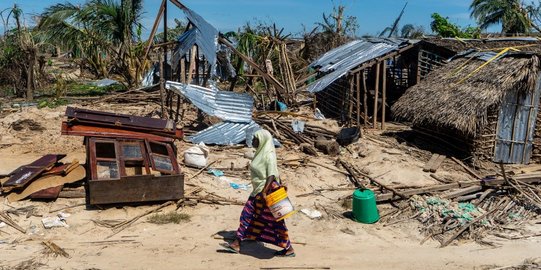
[61,107,185,205]
[1,155,84,202]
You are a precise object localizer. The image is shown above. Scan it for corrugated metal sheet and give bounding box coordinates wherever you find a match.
[189,121,260,145]
[494,75,541,164]
[454,49,506,62]
[307,38,413,93]
[171,6,218,77]
[166,81,253,123]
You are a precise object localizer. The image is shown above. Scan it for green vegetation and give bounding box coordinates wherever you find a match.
[37,98,69,109]
[38,0,147,87]
[0,4,42,100]
[430,13,480,38]
[470,0,541,34]
[147,212,191,224]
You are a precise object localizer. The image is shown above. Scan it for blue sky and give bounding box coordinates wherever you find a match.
[1,0,497,37]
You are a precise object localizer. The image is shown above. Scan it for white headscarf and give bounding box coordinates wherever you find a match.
[249,129,279,196]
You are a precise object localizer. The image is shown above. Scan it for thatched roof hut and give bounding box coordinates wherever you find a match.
[392,51,541,164]
[422,37,541,54]
[393,52,540,136]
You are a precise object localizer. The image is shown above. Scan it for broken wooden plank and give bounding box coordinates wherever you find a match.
[377,181,479,202]
[430,155,446,173]
[440,208,498,247]
[42,241,70,258]
[106,201,174,239]
[3,154,66,188]
[450,157,481,179]
[442,186,483,200]
[0,212,25,233]
[423,154,439,172]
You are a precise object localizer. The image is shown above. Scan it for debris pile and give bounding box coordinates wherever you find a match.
[0,155,85,202]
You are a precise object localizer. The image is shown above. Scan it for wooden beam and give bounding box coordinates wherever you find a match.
[219,37,286,93]
[450,157,482,179]
[168,0,189,10]
[144,0,166,61]
[381,60,387,130]
[159,51,165,117]
[362,71,368,127]
[348,76,354,126]
[373,61,380,129]
[356,72,361,126]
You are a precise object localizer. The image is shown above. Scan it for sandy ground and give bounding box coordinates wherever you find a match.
[0,104,540,270]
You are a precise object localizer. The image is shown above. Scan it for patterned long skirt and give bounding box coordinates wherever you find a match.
[236,181,291,249]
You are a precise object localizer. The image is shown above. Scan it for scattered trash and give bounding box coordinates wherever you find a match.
[340,227,356,235]
[42,215,69,229]
[93,78,119,87]
[58,212,71,219]
[0,222,5,228]
[291,120,305,133]
[276,101,288,112]
[336,127,361,146]
[301,208,322,219]
[27,224,44,236]
[314,108,326,120]
[208,169,224,177]
[42,240,70,258]
[184,143,210,168]
[230,182,250,190]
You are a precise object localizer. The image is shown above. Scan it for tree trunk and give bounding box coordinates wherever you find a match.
[26,50,35,101]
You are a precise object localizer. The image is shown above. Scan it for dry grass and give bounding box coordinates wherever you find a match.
[147,211,191,224]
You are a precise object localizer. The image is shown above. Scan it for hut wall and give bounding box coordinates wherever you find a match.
[315,77,350,121]
[472,106,499,165]
[531,105,541,163]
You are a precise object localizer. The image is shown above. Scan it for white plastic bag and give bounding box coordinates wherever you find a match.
[184,143,210,168]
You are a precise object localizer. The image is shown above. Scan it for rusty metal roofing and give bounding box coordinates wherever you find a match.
[189,121,260,145]
[63,107,182,140]
[307,38,415,93]
[166,81,253,123]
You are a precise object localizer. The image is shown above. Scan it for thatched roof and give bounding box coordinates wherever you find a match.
[392,53,541,136]
[422,37,541,54]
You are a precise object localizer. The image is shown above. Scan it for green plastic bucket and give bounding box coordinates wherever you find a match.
[352,189,379,224]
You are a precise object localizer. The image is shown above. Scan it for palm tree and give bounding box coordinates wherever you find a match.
[38,0,145,86]
[470,0,541,34]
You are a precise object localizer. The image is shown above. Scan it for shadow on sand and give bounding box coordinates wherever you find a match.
[214,230,277,259]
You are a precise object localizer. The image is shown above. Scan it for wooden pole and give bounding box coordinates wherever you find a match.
[159,51,165,117]
[416,48,422,84]
[195,46,200,85]
[356,72,361,126]
[180,58,186,83]
[362,71,368,127]
[373,62,380,129]
[219,37,286,93]
[348,76,354,126]
[188,46,196,84]
[143,0,166,60]
[382,60,387,130]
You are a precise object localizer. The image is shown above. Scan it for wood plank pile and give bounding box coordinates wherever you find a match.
[1,155,86,203]
[254,117,338,145]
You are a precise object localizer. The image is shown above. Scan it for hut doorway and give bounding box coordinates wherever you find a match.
[494,76,541,164]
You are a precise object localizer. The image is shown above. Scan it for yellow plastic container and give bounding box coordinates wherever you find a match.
[265,187,296,221]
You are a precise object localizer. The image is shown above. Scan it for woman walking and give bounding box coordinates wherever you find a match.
[221,129,295,257]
